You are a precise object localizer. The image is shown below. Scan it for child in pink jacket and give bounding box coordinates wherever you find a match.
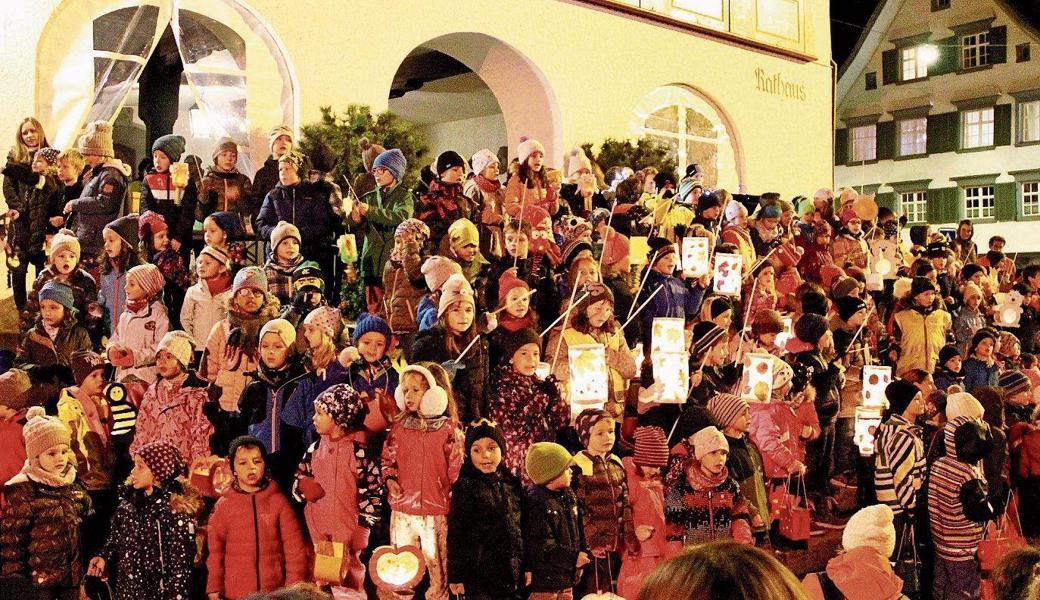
[293,384,382,600]
[617,426,669,600]
[379,363,464,600]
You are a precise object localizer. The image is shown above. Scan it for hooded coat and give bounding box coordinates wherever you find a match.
[67,159,131,257]
[802,546,907,600]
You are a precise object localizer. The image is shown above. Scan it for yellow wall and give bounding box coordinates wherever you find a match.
[8,0,834,200]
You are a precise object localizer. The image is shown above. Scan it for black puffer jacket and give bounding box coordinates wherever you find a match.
[523,484,585,593]
[409,325,489,423]
[447,463,524,596]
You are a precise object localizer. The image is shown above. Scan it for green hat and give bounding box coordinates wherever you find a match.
[525,442,573,485]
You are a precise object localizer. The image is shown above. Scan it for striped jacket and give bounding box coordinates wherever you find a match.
[927,416,989,561]
[874,414,926,515]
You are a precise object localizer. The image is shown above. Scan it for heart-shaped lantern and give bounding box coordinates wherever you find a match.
[369,545,426,591]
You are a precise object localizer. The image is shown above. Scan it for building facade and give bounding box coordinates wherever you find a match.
[835,0,1040,255]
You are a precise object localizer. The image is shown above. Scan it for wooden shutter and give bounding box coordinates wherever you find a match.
[927,112,959,154]
[882,49,899,84]
[929,36,959,76]
[835,129,849,165]
[877,121,896,160]
[994,104,1012,146]
[995,182,1017,221]
[989,26,1007,64]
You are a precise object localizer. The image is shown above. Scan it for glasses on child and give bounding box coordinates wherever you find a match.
[236,288,264,298]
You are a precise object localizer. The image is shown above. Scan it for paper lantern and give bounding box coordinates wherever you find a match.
[629,236,650,266]
[651,317,686,357]
[865,272,883,292]
[852,194,879,221]
[861,365,892,410]
[854,407,884,457]
[713,253,744,297]
[369,545,425,591]
[993,291,1023,328]
[189,457,232,498]
[581,593,625,600]
[651,351,689,404]
[774,316,793,349]
[682,236,710,277]
[535,361,551,380]
[313,540,350,585]
[870,240,900,280]
[741,353,775,403]
[169,161,189,188]
[568,344,609,415]
[338,234,358,263]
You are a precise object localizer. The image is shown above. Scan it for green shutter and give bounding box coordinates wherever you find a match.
[994,104,1012,146]
[882,49,899,84]
[877,121,896,160]
[995,182,1017,220]
[989,26,1007,64]
[927,188,960,223]
[927,112,959,153]
[835,129,849,165]
[876,192,897,212]
[930,36,959,75]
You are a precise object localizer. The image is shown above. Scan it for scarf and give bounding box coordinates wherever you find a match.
[204,271,233,296]
[476,175,501,194]
[43,321,60,340]
[14,457,77,488]
[498,312,536,333]
[684,458,729,491]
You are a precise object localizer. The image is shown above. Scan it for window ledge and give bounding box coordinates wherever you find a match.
[1015,140,1040,148]
[957,64,994,75]
[956,145,996,153]
[896,76,931,86]
[1017,214,1040,221]
[894,152,929,161]
[846,159,880,166]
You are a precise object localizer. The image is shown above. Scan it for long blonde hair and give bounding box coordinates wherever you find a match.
[12,117,48,164]
[639,542,808,600]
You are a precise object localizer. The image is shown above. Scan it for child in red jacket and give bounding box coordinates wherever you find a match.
[206,435,309,600]
[379,363,464,600]
[617,426,669,600]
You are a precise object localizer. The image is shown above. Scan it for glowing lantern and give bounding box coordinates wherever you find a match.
[568,344,609,417]
[651,318,686,356]
[741,353,775,403]
[854,407,884,457]
[190,456,232,498]
[682,236,710,277]
[870,240,899,280]
[338,234,358,263]
[369,545,426,591]
[713,253,743,297]
[993,291,1023,328]
[652,351,689,404]
[169,161,190,189]
[581,593,625,600]
[861,365,892,410]
[774,316,793,349]
[629,236,650,266]
[313,540,350,585]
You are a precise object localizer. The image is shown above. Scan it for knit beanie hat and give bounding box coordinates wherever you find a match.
[359,138,385,172]
[470,149,499,176]
[999,370,1031,398]
[438,274,475,317]
[647,236,676,267]
[23,406,71,459]
[497,269,530,306]
[724,199,747,224]
[633,426,669,467]
[127,264,164,300]
[501,328,540,366]
[268,125,293,153]
[48,229,80,262]
[199,245,231,271]
[105,214,139,248]
[279,150,304,169]
[77,121,114,157]
[135,441,185,486]
[351,313,391,345]
[820,264,846,292]
[525,442,573,486]
[600,228,630,270]
[962,264,985,282]
[697,192,722,213]
[708,393,749,429]
[946,391,985,421]
[794,313,829,346]
[751,309,784,337]
[138,210,168,239]
[208,211,242,238]
[465,418,508,457]
[938,345,961,369]
[422,256,463,292]
[395,218,430,242]
[233,266,268,295]
[448,218,480,251]
[885,379,920,415]
[708,297,733,320]
[998,331,1021,357]
[517,137,545,164]
[836,296,868,322]
[304,306,344,341]
[228,435,268,464]
[39,280,75,311]
[772,356,795,390]
[372,149,406,182]
[0,369,31,410]
[314,384,367,432]
[157,331,194,368]
[575,408,613,447]
[573,282,614,318]
[270,221,301,253]
[34,147,60,169]
[152,134,185,163]
[692,426,729,460]
[691,322,726,359]
[969,328,999,356]
[759,203,782,220]
[211,137,238,162]
[260,318,296,348]
[831,276,860,300]
[800,290,829,317]
[292,261,324,294]
[561,239,593,269]
[435,150,466,176]
[842,504,896,557]
[910,276,937,300]
[70,350,107,386]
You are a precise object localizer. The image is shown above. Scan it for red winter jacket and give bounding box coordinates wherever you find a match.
[1010,422,1040,479]
[749,401,807,479]
[206,482,309,599]
[380,415,464,516]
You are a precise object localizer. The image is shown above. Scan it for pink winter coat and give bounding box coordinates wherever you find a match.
[802,546,906,600]
[618,457,667,600]
[130,375,214,463]
[380,415,464,516]
[750,402,806,479]
[206,482,309,599]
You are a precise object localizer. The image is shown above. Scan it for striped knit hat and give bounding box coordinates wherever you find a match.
[708,393,749,429]
[999,370,1031,398]
[127,264,165,300]
[691,322,726,359]
[633,426,669,467]
[199,245,230,271]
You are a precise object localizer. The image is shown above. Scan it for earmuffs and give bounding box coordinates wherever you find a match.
[395,364,449,418]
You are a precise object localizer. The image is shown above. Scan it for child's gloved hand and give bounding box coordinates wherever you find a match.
[635,525,654,542]
[297,477,326,502]
[339,346,360,368]
[108,346,135,368]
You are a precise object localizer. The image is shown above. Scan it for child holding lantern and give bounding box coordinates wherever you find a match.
[140,134,197,263]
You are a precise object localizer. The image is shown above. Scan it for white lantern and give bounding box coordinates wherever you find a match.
[774,316,793,349]
[568,344,609,418]
[682,236,710,278]
[993,291,1023,328]
[651,317,686,357]
[651,351,689,404]
[854,407,884,457]
[861,365,892,410]
[870,240,899,280]
[713,253,744,297]
[740,353,775,403]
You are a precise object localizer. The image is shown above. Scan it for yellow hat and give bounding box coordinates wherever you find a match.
[448,218,479,251]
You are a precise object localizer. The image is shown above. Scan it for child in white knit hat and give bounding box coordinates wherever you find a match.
[107,263,169,386]
[801,504,903,600]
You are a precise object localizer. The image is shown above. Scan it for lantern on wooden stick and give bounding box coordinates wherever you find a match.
[682,236,710,277]
[741,353,775,403]
[568,344,609,418]
[369,545,426,591]
[854,407,884,457]
[713,253,743,297]
[861,365,892,410]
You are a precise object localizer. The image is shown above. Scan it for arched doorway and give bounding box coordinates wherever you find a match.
[36,0,298,176]
[387,32,562,168]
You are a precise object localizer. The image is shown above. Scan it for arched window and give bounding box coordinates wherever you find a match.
[632,85,742,191]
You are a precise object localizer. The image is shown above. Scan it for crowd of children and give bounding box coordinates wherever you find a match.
[1,115,1039,600]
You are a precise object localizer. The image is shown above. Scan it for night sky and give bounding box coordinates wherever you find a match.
[832,0,882,67]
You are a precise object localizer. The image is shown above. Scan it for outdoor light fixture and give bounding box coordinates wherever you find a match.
[919,44,940,66]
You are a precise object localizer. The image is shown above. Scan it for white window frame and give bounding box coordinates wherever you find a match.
[1023,181,1040,217]
[901,46,930,81]
[961,107,995,149]
[900,191,928,224]
[1018,100,1040,144]
[962,31,990,69]
[850,124,877,162]
[964,185,995,220]
[898,117,928,156]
